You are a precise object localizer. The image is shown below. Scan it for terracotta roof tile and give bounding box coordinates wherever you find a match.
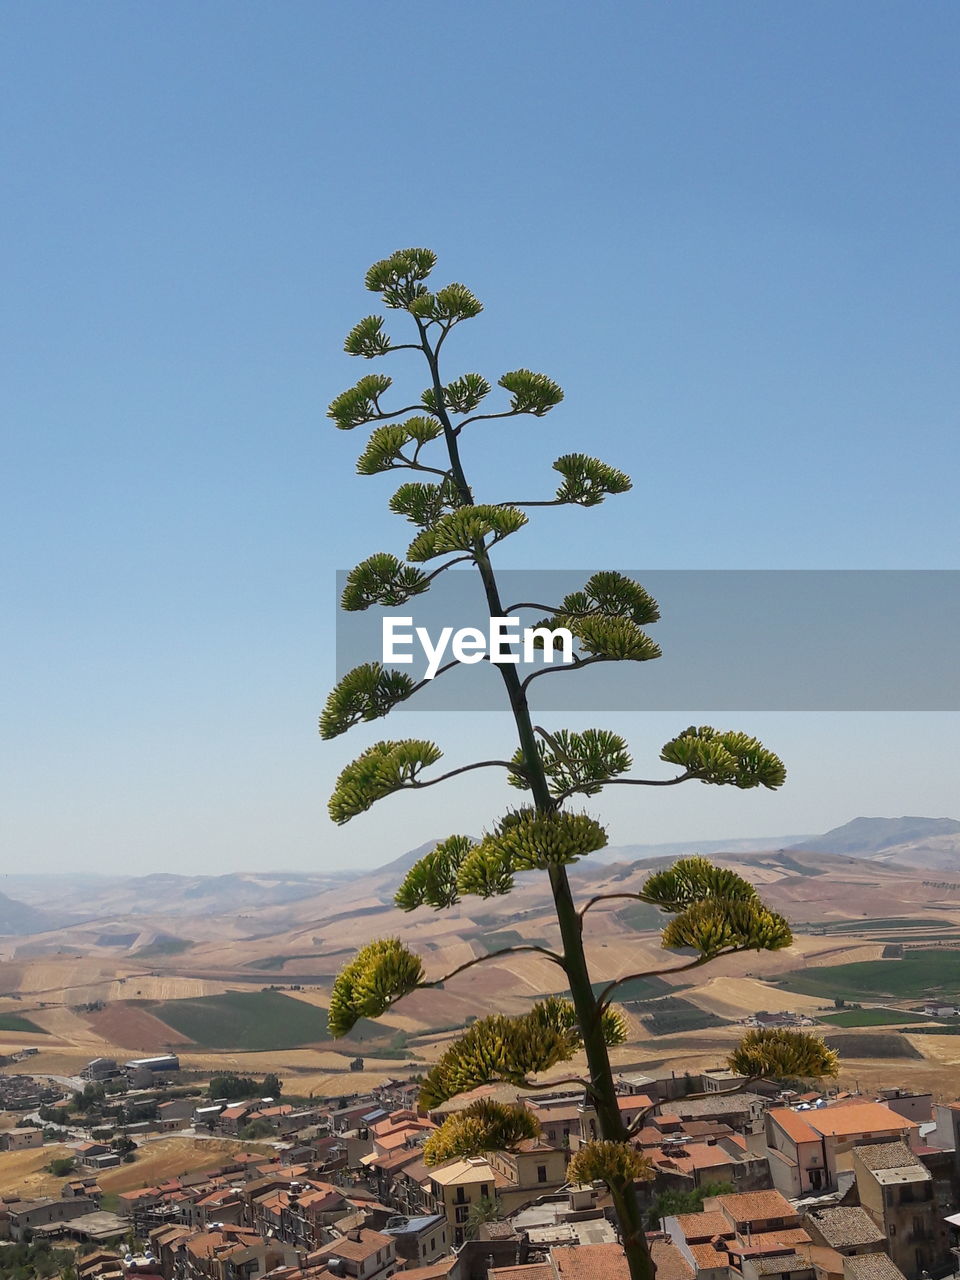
[554,1242,632,1280]
[716,1190,797,1223]
[689,1243,729,1268]
[652,1142,735,1174]
[750,1229,812,1247]
[751,1253,808,1275]
[769,1102,915,1144]
[852,1141,922,1172]
[674,1211,734,1240]
[488,1267,556,1280]
[843,1255,909,1280]
[650,1240,696,1280]
[806,1207,885,1247]
[314,1227,393,1264]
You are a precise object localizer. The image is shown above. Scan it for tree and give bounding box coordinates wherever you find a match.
[240,1117,276,1140]
[646,1180,735,1229]
[208,1073,258,1100]
[48,1157,75,1177]
[262,1073,283,1098]
[72,1082,105,1113]
[321,248,840,1280]
[465,1195,501,1239]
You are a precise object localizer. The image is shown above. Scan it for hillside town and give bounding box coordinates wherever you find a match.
[5,1055,960,1280]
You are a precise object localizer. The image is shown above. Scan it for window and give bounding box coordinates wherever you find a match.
[455,1187,466,1204]
[455,1205,469,1223]
[480,1184,489,1198]
[537,1165,548,1183]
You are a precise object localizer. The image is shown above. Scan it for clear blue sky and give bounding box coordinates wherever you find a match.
[3,2,958,875]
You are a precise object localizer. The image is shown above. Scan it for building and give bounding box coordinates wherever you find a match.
[649,1130,771,1192]
[804,1206,886,1258]
[32,1209,129,1246]
[667,1092,768,1129]
[873,1090,933,1126]
[311,1226,397,1279]
[7,1196,97,1241]
[423,1156,499,1246]
[0,1126,43,1151]
[852,1140,950,1279]
[124,1055,180,1075]
[489,1238,694,1280]
[382,1213,449,1267]
[524,1090,654,1150]
[765,1102,919,1197]
[667,1190,813,1280]
[81,1058,120,1081]
[486,1140,568,1213]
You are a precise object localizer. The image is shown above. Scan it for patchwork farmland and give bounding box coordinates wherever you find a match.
[4,845,960,1096]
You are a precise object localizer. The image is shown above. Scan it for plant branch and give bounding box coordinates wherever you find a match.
[521,654,615,693]
[496,499,564,508]
[402,759,525,791]
[407,659,463,697]
[554,771,693,805]
[362,404,428,425]
[391,453,452,478]
[454,409,522,435]
[503,602,632,621]
[421,943,567,988]
[433,320,455,357]
[423,554,475,583]
[578,892,666,922]
[595,951,738,1011]
[522,1075,601,1104]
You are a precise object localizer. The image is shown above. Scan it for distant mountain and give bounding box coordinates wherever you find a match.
[0,890,60,936]
[789,816,960,857]
[371,840,441,879]
[593,834,815,865]
[9,816,960,937]
[3,870,356,919]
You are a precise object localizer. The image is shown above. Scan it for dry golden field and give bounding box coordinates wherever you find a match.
[96,1137,275,1193]
[0,1144,75,1198]
[4,846,960,1117]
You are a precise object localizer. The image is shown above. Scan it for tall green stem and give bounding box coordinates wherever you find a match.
[419,329,654,1280]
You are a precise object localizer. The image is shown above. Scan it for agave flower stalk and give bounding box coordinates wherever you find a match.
[321,249,838,1280]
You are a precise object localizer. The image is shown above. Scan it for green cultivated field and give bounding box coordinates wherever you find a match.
[0,1013,46,1034]
[823,1032,922,1059]
[152,990,330,1050]
[592,975,676,1001]
[618,902,669,932]
[777,950,960,1002]
[477,931,551,954]
[798,917,950,934]
[135,936,193,958]
[818,1008,932,1027]
[627,995,727,1036]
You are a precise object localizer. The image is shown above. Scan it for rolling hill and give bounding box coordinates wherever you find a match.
[0,890,62,937]
[790,816,960,855]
